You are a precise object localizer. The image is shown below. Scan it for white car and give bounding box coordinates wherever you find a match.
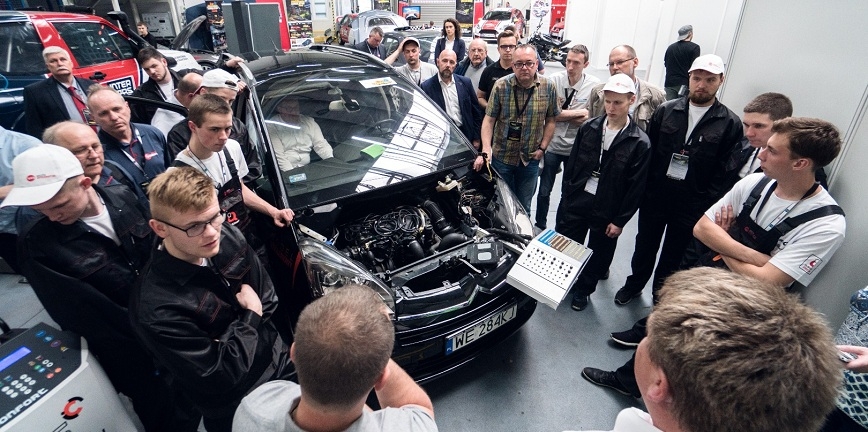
[348,10,409,45]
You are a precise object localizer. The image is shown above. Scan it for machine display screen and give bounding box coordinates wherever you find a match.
[0,347,31,373]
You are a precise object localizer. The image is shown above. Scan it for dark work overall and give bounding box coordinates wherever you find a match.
[698,176,844,268]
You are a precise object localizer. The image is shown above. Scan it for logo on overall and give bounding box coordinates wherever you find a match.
[799,255,822,274]
[62,396,83,420]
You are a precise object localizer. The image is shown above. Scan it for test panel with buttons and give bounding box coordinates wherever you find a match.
[507,229,592,309]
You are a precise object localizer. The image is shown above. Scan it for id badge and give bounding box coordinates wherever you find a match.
[507,121,522,142]
[584,171,600,195]
[666,153,689,180]
[82,108,97,126]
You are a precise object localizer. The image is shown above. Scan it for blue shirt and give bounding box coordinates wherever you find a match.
[0,127,41,234]
[99,123,167,189]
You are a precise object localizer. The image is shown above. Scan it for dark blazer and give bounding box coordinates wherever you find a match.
[353,40,387,60]
[421,74,483,144]
[434,37,467,62]
[23,76,97,139]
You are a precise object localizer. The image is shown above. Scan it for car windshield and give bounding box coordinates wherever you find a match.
[254,65,476,209]
[369,17,396,26]
[482,11,511,20]
[0,22,46,76]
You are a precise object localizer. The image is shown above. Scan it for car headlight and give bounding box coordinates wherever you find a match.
[298,239,396,317]
[495,178,534,236]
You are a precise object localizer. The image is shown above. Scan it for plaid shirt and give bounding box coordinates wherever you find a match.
[486,74,561,165]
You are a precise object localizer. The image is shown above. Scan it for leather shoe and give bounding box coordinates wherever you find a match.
[614,285,643,305]
[571,294,589,311]
[581,367,631,396]
[610,326,645,347]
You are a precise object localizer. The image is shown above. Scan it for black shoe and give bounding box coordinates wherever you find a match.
[571,294,589,311]
[610,327,645,347]
[581,367,631,396]
[601,269,610,280]
[614,285,643,305]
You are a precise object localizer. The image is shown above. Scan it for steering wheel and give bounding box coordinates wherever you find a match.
[365,118,397,136]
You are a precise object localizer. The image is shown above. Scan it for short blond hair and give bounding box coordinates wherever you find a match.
[148,167,216,220]
[648,267,840,432]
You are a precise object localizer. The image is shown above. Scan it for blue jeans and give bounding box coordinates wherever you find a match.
[491,157,539,214]
[534,151,569,228]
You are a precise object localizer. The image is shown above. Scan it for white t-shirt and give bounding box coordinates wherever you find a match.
[173,138,249,187]
[704,173,846,286]
[602,118,629,151]
[81,200,120,245]
[548,71,602,155]
[565,408,661,432]
[685,103,711,142]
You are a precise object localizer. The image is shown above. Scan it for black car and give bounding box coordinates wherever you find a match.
[381,29,441,65]
[230,45,537,382]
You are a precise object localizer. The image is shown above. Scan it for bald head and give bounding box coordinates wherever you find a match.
[176,72,203,108]
[607,45,639,80]
[437,49,458,82]
[43,121,105,180]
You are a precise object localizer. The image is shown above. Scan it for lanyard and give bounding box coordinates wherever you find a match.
[749,147,761,172]
[512,85,535,118]
[119,128,147,174]
[756,181,820,230]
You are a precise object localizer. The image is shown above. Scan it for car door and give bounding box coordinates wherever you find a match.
[46,19,142,95]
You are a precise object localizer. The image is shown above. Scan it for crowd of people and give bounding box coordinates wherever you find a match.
[0,18,860,432]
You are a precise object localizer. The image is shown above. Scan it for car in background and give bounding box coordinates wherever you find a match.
[224,45,538,382]
[337,13,358,45]
[473,8,525,42]
[0,10,200,133]
[346,10,409,46]
[382,29,440,65]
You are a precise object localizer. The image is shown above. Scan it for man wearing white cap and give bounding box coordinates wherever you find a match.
[388,37,438,86]
[556,74,651,311]
[663,25,700,100]
[586,45,665,132]
[582,54,744,398]
[165,68,261,186]
[613,54,743,306]
[5,145,192,431]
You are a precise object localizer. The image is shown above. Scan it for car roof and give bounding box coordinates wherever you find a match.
[245,46,381,79]
[0,11,105,22]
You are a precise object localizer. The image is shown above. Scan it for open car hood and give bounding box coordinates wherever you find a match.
[171,15,208,51]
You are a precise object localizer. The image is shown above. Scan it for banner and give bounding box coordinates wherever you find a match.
[205,0,227,51]
[288,0,313,47]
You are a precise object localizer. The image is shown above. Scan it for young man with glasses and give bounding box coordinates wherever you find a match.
[586,45,666,132]
[476,31,519,108]
[131,167,294,432]
[475,44,560,213]
[6,145,188,431]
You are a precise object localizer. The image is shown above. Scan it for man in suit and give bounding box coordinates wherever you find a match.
[422,49,483,150]
[23,46,97,139]
[353,27,386,60]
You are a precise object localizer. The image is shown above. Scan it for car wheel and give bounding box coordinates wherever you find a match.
[199,61,216,71]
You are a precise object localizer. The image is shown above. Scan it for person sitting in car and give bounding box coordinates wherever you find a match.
[266,97,333,171]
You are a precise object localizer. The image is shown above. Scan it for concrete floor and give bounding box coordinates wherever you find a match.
[0,51,653,431]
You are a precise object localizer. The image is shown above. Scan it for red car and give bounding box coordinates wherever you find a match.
[550,17,565,41]
[337,13,358,45]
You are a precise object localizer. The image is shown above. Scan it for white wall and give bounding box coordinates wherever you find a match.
[562,0,743,86]
[722,0,868,328]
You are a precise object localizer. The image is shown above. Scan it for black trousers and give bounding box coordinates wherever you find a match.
[556,211,619,297]
[613,317,646,398]
[820,407,868,432]
[623,202,703,294]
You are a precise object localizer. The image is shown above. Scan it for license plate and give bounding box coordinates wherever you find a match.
[445,303,517,355]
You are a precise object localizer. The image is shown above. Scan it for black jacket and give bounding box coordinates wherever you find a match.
[131,69,180,123]
[560,115,651,229]
[130,224,292,417]
[23,76,97,139]
[165,116,262,185]
[16,184,168,427]
[421,74,483,144]
[644,97,744,212]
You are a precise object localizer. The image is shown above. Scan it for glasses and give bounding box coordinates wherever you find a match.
[71,144,102,157]
[513,61,536,69]
[498,44,517,51]
[606,57,635,68]
[157,211,226,237]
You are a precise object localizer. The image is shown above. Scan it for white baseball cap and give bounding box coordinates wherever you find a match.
[1,145,84,208]
[689,54,725,75]
[602,74,635,94]
[200,69,239,91]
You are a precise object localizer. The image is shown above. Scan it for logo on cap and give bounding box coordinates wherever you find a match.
[26,175,35,182]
